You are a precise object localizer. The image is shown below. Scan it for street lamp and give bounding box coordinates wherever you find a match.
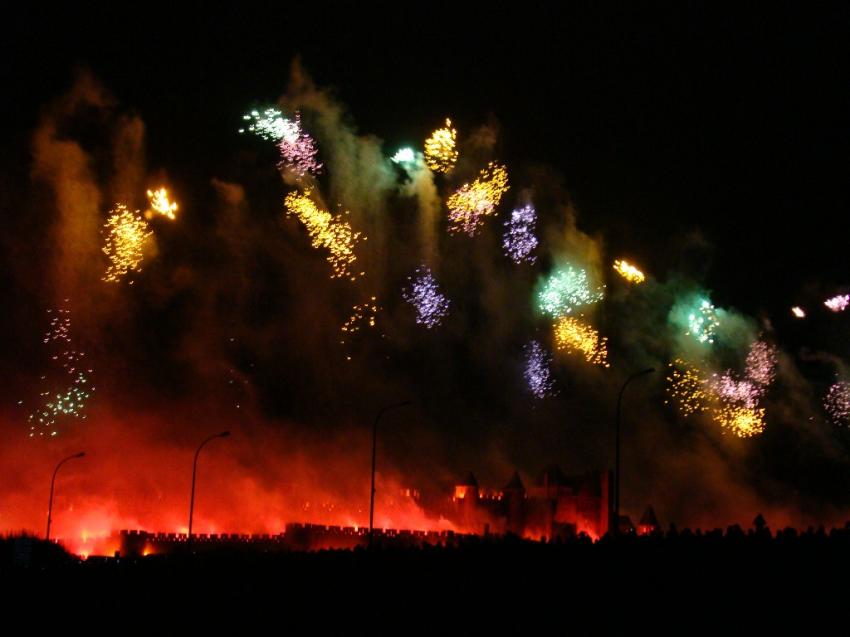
[46,452,85,542]
[614,368,654,535]
[369,401,412,546]
[188,431,230,552]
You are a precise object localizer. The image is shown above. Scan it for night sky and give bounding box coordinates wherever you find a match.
[1,4,849,534]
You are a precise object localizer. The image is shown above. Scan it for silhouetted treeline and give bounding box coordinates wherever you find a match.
[3,519,846,631]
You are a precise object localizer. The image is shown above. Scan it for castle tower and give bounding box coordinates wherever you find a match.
[502,470,526,535]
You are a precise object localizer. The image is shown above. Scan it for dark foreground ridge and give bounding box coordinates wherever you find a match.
[3,518,849,630]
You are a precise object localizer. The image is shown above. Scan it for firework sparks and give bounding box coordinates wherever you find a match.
[524,341,556,398]
[145,187,178,220]
[710,373,760,409]
[502,204,538,264]
[239,107,290,141]
[824,381,850,426]
[791,306,806,318]
[745,339,777,388]
[824,294,850,313]
[403,266,450,329]
[283,191,365,281]
[424,118,458,173]
[714,404,766,438]
[538,265,604,318]
[391,147,416,165]
[686,298,720,344]
[665,359,710,417]
[613,259,645,284]
[28,302,94,438]
[102,204,153,283]
[446,162,509,236]
[340,297,381,361]
[278,112,322,177]
[553,316,609,367]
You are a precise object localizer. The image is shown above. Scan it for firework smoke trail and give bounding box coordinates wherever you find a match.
[403,266,450,329]
[824,294,850,313]
[340,297,381,361]
[612,259,645,284]
[537,265,604,318]
[146,187,178,220]
[277,112,322,177]
[28,302,95,437]
[553,316,609,367]
[503,204,538,264]
[424,118,458,173]
[446,162,509,236]
[283,191,365,281]
[665,359,710,417]
[102,204,153,283]
[824,381,850,426]
[524,341,555,398]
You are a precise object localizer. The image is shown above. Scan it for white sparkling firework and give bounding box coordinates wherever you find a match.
[502,204,538,264]
[28,302,94,438]
[403,266,450,329]
[824,381,850,426]
[745,339,778,388]
[524,341,555,398]
[824,294,850,313]
[239,108,290,141]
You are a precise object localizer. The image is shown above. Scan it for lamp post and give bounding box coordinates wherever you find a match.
[614,368,654,534]
[188,431,230,552]
[369,401,412,547]
[46,452,85,542]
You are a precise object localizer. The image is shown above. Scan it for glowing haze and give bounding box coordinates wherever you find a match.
[3,63,848,554]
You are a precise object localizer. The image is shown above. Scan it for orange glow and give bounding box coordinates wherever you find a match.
[1,412,458,556]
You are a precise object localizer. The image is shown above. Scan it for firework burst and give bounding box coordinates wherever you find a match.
[102,204,153,283]
[284,191,365,281]
[403,266,450,329]
[613,259,645,284]
[714,404,766,438]
[424,118,458,173]
[146,187,178,220]
[824,381,850,426]
[340,297,381,361]
[277,112,322,177]
[665,359,710,417]
[824,294,850,313]
[391,147,416,165]
[239,107,290,141]
[710,373,760,409]
[446,162,509,236]
[524,341,556,398]
[745,339,777,389]
[553,316,609,367]
[686,298,720,344]
[28,302,94,438]
[791,306,806,318]
[502,204,538,264]
[538,265,604,318]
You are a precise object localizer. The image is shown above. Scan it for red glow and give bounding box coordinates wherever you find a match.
[0,409,458,556]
